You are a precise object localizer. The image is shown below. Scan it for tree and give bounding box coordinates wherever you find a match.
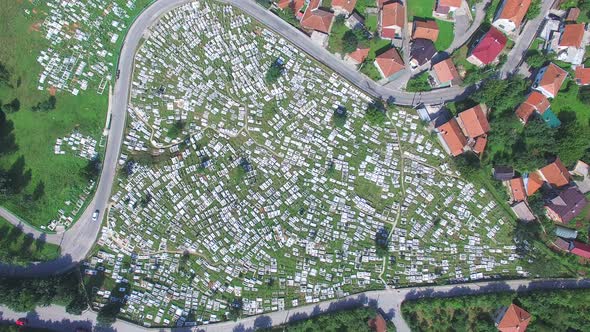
[1,156,32,195]
[365,100,386,125]
[32,181,45,201]
[265,60,284,85]
[0,62,10,87]
[555,121,590,166]
[526,50,552,69]
[333,106,347,127]
[473,76,528,112]
[3,98,20,113]
[82,155,101,181]
[375,226,390,257]
[452,152,481,181]
[342,30,358,54]
[31,96,57,112]
[526,0,542,19]
[578,86,590,105]
[0,109,18,155]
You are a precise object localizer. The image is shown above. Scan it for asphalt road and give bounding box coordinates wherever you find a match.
[1,278,589,332]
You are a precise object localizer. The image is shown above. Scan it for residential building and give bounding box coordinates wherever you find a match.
[524,172,544,196]
[553,23,588,65]
[575,65,590,85]
[511,201,535,221]
[545,187,588,223]
[367,313,387,332]
[467,27,508,67]
[492,0,531,34]
[554,225,578,239]
[276,0,305,15]
[509,177,526,202]
[433,0,462,19]
[332,0,357,16]
[437,118,467,156]
[539,158,570,188]
[410,39,437,68]
[572,160,590,194]
[345,12,365,29]
[346,47,370,64]
[431,58,462,87]
[379,1,404,40]
[533,63,567,99]
[374,47,405,79]
[515,91,560,127]
[300,0,335,34]
[495,304,531,332]
[493,166,515,181]
[566,7,581,22]
[571,240,590,259]
[457,104,490,139]
[412,20,439,42]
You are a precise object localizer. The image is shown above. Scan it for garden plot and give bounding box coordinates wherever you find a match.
[84,0,522,327]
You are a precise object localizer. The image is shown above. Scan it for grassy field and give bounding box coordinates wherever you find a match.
[407,0,436,19]
[0,217,60,265]
[0,1,152,228]
[435,20,454,51]
[552,78,590,126]
[406,0,454,51]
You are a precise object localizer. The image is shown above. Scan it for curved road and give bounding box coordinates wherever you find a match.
[1,278,589,332]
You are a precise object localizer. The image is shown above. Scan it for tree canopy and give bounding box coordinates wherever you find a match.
[473,76,528,112]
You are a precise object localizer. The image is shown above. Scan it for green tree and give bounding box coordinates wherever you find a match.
[342,30,358,54]
[265,60,284,85]
[526,0,541,19]
[0,109,18,155]
[473,76,528,112]
[0,62,10,87]
[333,106,347,127]
[555,121,590,166]
[578,86,590,105]
[365,100,386,125]
[32,181,45,201]
[375,226,390,257]
[3,98,20,113]
[526,50,552,68]
[82,155,102,181]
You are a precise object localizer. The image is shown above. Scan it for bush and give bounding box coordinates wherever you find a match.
[333,106,347,127]
[365,100,386,125]
[3,98,20,113]
[342,30,358,54]
[31,96,56,112]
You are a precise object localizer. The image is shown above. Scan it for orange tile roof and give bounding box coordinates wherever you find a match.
[526,172,544,196]
[348,47,370,63]
[375,48,405,78]
[437,118,467,156]
[381,2,405,29]
[433,58,460,84]
[497,304,531,332]
[497,0,531,29]
[332,0,357,13]
[473,135,487,154]
[575,66,590,85]
[567,7,581,22]
[510,178,527,201]
[538,63,567,98]
[515,103,536,123]
[457,104,490,138]
[438,0,462,8]
[277,0,305,13]
[300,0,334,33]
[413,20,439,41]
[540,158,571,188]
[516,91,550,122]
[559,23,586,48]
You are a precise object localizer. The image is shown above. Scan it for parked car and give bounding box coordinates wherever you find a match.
[92,209,99,221]
[16,318,28,326]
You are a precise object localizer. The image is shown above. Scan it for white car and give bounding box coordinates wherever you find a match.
[92,210,99,221]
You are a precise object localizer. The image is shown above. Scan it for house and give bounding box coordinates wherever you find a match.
[524,172,544,196]
[571,240,590,259]
[553,23,587,64]
[410,39,437,68]
[515,91,550,124]
[511,201,535,221]
[367,313,387,332]
[572,160,590,194]
[495,304,531,332]
[509,177,526,202]
[492,0,531,34]
[431,58,462,87]
[300,0,335,34]
[493,166,515,181]
[566,7,581,22]
[467,27,508,67]
[539,158,570,188]
[374,48,405,79]
[533,63,567,99]
[379,2,405,40]
[575,65,590,85]
[276,0,305,14]
[554,237,573,251]
[345,12,365,29]
[554,225,578,239]
[332,0,357,16]
[545,187,588,223]
[437,118,467,156]
[412,20,439,42]
[346,47,370,64]
[457,104,490,139]
[433,0,462,19]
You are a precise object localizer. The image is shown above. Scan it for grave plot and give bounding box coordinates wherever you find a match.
[84,1,522,327]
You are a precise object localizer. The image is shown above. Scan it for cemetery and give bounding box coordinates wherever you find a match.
[83,1,524,327]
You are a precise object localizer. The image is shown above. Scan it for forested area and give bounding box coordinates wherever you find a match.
[0,269,87,314]
[262,306,395,332]
[402,288,590,332]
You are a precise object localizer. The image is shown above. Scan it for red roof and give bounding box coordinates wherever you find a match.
[572,241,590,259]
[413,20,439,41]
[470,27,507,65]
[437,0,462,10]
[509,178,526,202]
[575,66,590,85]
[539,158,571,188]
[348,47,370,64]
[368,314,387,332]
[457,104,490,138]
[515,91,550,123]
[433,58,460,85]
[332,0,357,13]
[496,0,531,29]
[473,135,487,154]
[380,2,404,39]
[559,23,586,48]
[497,304,531,332]
[375,48,405,78]
[300,0,334,33]
[277,0,305,13]
[537,63,568,98]
[437,118,467,156]
[526,172,544,196]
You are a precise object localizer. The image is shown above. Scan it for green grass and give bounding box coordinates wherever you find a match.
[359,38,392,80]
[552,78,590,126]
[0,217,60,265]
[365,14,378,33]
[407,0,436,19]
[328,20,349,54]
[0,1,152,228]
[354,0,378,16]
[435,20,454,51]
